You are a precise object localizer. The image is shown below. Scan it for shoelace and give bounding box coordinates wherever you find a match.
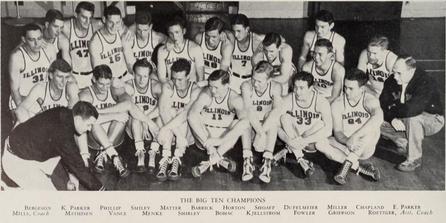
[260,159,271,176]
[113,157,125,172]
[243,158,253,175]
[171,157,182,173]
[339,161,351,177]
[95,151,108,166]
[158,157,170,173]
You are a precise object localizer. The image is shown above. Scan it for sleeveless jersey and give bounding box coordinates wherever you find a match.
[165,40,196,82]
[249,82,273,121]
[342,92,371,137]
[232,32,254,77]
[132,79,158,113]
[202,89,235,128]
[69,18,93,74]
[170,81,194,113]
[286,90,322,133]
[38,82,69,112]
[18,46,51,96]
[311,60,335,98]
[132,30,155,61]
[96,30,127,78]
[89,86,116,110]
[308,31,336,60]
[366,51,391,95]
[201,33,222,80]
[264,54,297,94]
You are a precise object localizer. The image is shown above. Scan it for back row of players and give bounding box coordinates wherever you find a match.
[9,2,402,189]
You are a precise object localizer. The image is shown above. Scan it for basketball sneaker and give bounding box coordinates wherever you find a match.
[259,158,272,183]
[334,160,352,185]
[168,157,181,181]
[297,157,314,177]
[242,157,254,181]
[357,163,380,181]
[112,155,130,178]
[156,157,170,181]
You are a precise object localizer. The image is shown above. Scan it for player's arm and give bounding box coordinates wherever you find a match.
[273,44,293,84]
[193,32,203,45]
[59,33,72,65]
[357,49,368,73]
[187,89,212,144]
[9,50,25,106]
[44,43,58,63]
[123,36,136,74]
[62,20,71,38]
[264,82,285,129]
[220,37,234,72]
[301,97,333,145]
[334,35,345,66]
[15,83,45,123]
[349,95,383,140]
[251,46,264,67]
[165,85,201,131]
[298,31,313,71]
[386,51,398,72]
[331,97,348,144]
[66,81,80,108]
[156,45,169,83]
[88,33,102,68]
[145,80,162,118]
[190,42,205,82]
[327,63,345,103]
[154,31,168,45]
[241,81,264,134]
[91,19,104,32]
[158,82,174,124]
[218,94,250,141]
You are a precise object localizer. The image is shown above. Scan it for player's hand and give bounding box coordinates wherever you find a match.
[204,137,223,148]
[67,173,80,191]
[81,153,90,167]
[391,118,406,131]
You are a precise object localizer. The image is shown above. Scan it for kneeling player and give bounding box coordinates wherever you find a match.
[188,70,250,177]
[240,61,282,183]
[277,71,332,177]
[316,69,382,184]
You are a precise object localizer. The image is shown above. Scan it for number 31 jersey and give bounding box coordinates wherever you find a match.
[286,90,322,133]
[18,46,51,97]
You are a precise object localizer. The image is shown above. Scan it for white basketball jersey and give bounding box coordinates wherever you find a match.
[249,83,273,122]
[286,90,322,133]
[309,31,336,59]
[165,40,196,82]
[18,46,51,96]
[38,82,69,112]
[202,89,235,128]
[232,32,254,78]
[170,81,194,113]
[311,60,335,98]
[264,54,296,94]
[201,33,222,80]
[132,30,155,61]
[342,92,371,137]
[132,79,158,113]
[366,51,391,95]
[89,86,117,110]
[95,30,127,78]
[69,18,93,74]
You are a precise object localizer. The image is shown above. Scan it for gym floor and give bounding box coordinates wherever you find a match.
[1,17,444,190]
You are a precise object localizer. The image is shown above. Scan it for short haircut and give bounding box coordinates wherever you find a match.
[254,61,274,78]
[398,54,417,69]
[48,58,72,74]
[166,16,187,30]
[231,14,250,27]
[171,58,191,76]
[205,17,225,33]
[45,9,63,24]
[291,71,314,89]
[368,35,389,49]
[263,32,281,48]
[208,69,230,85]
[315,10,334,24]
[133,58,153,74]
[72,101,99,120]
[315,38,333,53]
[345,68,369,87]
[92,65,113,80]
[22,23,42,37]
[104,5,121,18]
[75,1,95,14]
[135,11,152,25]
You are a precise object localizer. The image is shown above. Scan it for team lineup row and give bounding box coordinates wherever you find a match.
[2,2,443,190]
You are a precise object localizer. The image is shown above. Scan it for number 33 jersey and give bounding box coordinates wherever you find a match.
[342,92,371,137]
[286,90,322,134]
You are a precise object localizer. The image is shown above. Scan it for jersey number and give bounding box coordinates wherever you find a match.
[109,54,121,64]
[347,118,362,125]
[76,49,89,58]
[212,113,222,120]
[205,61,218,69]
[296,116,311,125]
[241,60,247,67]
[32,74,45,83]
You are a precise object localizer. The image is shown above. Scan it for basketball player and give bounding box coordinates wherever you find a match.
[298,9,345,70]
[188,70,250,178]
[240,61,283,183]
[15,59,79,123]
[277,71,332,177]
[302,39,345,103]
[124,11,167,75]
[125,59,162,173]
[157,16,205,84]
[42,9,68,57]
[357,35,398,97]
[156,59,201,181]
[194,17,233,81]
[9,23,57,110]
[316,69,382,184]
[89,5,132,83]
[61,1,103,89]
[252,32,295,95]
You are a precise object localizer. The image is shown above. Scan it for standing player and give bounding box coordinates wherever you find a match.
[89,5,132,82]
[357,35,398,97]
[298,10,345,70]
[15,59,79,123]
[252,32,296,95]
[156,59,201,181]
[9,23,57,110]
[42,9,68,57]
[157,16,205,83]
[194,17,233,81]
[302,39,345,103]
[316,69,382,184]
[188,70,250,178]
[62,1,103,89]
[240,61,283,183]
[277,71,332,177]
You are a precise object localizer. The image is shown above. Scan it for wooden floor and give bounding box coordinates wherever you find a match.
[1,17,444,191]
